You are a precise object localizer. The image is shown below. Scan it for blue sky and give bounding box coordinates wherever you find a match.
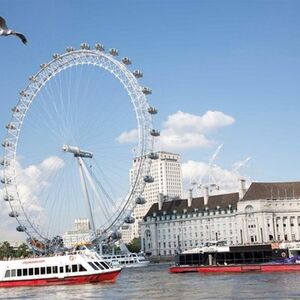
[1,1,300,184]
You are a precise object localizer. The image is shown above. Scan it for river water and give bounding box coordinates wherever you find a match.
[2,264,300,299]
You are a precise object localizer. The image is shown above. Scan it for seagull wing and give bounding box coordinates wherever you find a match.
[0,16,8,30]
[13,32,27,44]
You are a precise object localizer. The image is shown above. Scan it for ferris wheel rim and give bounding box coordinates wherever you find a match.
[2,44,157,250]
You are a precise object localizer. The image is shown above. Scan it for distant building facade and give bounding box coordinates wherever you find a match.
[121,151,183,243]
[63,218,93,248]
[140,181,300,256]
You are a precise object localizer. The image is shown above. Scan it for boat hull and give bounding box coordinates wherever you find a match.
[169,264,300,274]
[0,269,121,288]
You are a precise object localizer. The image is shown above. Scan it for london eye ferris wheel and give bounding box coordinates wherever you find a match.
[1,43,159,253]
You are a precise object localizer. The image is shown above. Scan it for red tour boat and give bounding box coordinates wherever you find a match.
[169,242,300,274]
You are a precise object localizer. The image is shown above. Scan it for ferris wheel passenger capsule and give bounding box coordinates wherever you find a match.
[3,194,13,201]
[16,225,26,232]
[148,152,159,160]
[66,47,75,52]
[6,123,16,130]
[124,216,135,224]
[2,140,11,148]
[133,70,143,78]
[81,43,90,50]
[136,196,146,205]
[110,231,122,240]
[94,43,105,51]
[1,178,11,184]
[144,175,154,183]
[148,107,158,114]
[52,53,60,59]
[142,87,152,95]
[12,106,20,113]
[19,90,29,97]
[150,129,160,137]
[122,57,132,65]
[0,159,10,167]
[9,211,19,218]
[29,75,37,82]
[40,63,47,69]
[109,48,119,56]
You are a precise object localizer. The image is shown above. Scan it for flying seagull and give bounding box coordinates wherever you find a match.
[0,16,27,44]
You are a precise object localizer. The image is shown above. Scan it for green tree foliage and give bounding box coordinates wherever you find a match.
[0,241,14,259]
[15,243,30,258]
[126,237,141,253]
[0,241,31,259]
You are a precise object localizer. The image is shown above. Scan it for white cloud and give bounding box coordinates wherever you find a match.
[116,110,235,151]
[182,158,251,196]
[163,110,235,133]
[158,110,235,150]
[116,128,138,143]
[0,156,65,242]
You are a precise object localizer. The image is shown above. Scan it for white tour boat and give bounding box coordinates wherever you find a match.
[103,253,150,268]
[0,248,121,287]
[182,240,229,254]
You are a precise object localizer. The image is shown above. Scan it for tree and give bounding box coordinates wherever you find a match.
[126,237,141,253]
[15,243,30,258]
[0,241,14,258]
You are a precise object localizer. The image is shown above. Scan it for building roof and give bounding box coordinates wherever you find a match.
[242,181,300,201]
[144,192,239,220]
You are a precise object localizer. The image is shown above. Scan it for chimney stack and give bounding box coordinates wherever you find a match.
[204,186,209,205]
[158,193,164,210]
[188,188,193,207]
[239,179,246,200]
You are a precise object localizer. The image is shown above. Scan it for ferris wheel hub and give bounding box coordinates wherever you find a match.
[62,144,93,158]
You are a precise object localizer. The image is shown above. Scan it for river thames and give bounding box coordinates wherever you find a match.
[2,264,300,299]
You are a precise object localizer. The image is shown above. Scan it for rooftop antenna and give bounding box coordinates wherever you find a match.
[207,144,223,193]
[232,157,251,174]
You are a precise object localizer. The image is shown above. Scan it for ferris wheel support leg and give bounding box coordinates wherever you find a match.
[80,158,111,220]
[77,157,96,236]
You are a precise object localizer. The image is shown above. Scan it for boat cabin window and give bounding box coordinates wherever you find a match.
[23,269,28,276]
[79,264,87,272]
[94,262,104,270]
[29,268,33,276]
[53,266,58,274]
[72,264,78,272]
[11,269,16,277]
[17,269,22,277]
[65,265,71,273]
[59,266,64,273]
[100,262,110,270]
[41,267,46,275]
[35,267,40,275]
[4,270,10,278]
[88,262,98,270]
